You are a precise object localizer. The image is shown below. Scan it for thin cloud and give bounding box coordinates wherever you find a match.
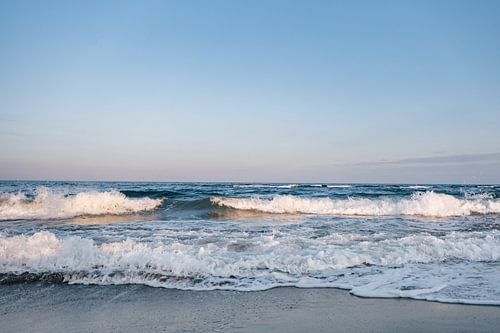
[331,152,500,168]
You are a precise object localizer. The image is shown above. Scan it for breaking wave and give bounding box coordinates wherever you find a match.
[0,231,500,304]
[0,188,163,221]
[212,192,500,217]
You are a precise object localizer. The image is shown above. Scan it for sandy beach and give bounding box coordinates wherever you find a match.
[1,283,499,333]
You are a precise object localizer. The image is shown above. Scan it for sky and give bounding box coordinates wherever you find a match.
[1,0,499,183]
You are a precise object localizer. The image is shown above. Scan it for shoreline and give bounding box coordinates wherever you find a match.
[1,283,499,332]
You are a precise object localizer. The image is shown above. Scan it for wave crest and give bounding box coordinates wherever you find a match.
[211,192,500,217]
[0,188,163,220]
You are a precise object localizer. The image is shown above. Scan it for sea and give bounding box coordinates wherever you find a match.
[0,181,499,305]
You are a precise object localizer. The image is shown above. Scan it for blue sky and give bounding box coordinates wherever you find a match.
[1,0,499,183]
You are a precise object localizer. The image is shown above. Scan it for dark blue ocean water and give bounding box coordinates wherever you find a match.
[0,181,499,304]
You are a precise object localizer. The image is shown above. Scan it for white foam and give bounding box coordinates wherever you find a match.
[212,192,500,217]
[0,230,499,304]
[0,231,496,273]
[0,188,163,220]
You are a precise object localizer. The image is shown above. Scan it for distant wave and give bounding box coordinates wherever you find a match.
[234,184,355,189]
[0,188,163,221]
[212,192,500,217]
[399,185,432,189]
[233,184,298,189]
[309,184,352,188]
[326,185,352,188]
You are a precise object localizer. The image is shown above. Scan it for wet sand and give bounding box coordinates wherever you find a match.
[0,283,499,332]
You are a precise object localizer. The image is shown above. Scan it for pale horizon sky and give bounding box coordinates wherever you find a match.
[1,0,499,183]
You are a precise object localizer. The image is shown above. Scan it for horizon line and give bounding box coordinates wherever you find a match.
[0,179,498,186]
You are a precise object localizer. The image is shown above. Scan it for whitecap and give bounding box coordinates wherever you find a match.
[211,192,500,217]
[0,188,163,220]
